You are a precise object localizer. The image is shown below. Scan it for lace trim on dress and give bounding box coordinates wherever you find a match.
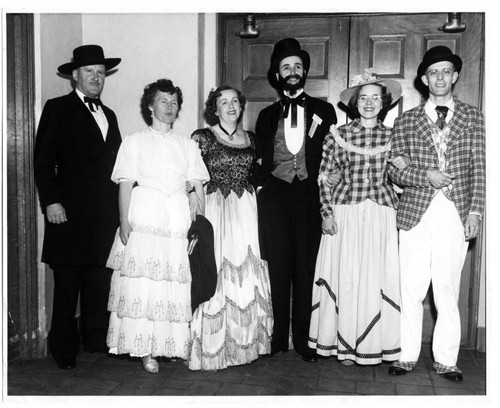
[217,246,270,286]
[108,251,191,283]
[193,128,256,199]
[201,286,273,336]
[108,327,191,359]
[189,323,271,370]
[130,223,188,239]
[112,294,192,323]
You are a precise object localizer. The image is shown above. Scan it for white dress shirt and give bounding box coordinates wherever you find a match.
[76,88,109,141]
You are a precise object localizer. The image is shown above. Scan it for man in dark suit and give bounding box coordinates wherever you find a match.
[254,38,337,362]
[34,45,122,369]
[387,46,485,382]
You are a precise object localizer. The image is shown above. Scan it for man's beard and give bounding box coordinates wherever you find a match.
[279,74,306,96]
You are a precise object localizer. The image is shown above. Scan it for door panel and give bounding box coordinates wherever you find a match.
[349,13,483,346]
[220,12,484,347]
[223,16,350,132]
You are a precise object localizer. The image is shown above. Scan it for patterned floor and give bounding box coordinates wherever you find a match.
[5,345,486,399]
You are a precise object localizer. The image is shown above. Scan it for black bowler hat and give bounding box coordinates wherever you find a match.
[269,38,310,86]
[417,45,462,77]
[58,45,121,75]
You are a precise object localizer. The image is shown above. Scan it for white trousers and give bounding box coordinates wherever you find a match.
[399,192,469,367]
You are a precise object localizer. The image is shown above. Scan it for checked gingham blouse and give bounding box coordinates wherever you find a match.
[318,119,398,219]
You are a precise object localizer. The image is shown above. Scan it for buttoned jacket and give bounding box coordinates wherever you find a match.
[387,97,485,231]
[34,90,122,266]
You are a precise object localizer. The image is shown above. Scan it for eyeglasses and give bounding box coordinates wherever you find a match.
[426,68,454,78]
[358,94,382,103]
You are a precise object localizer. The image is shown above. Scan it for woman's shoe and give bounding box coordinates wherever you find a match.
[340,359,355,366]
[141,355,159,374]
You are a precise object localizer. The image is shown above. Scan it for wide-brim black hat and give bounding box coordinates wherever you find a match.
[268,38,310,87]
[58,44,121,75]
[417,45,462,78]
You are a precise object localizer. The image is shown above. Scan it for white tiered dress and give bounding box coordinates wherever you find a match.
[106,127,209,359]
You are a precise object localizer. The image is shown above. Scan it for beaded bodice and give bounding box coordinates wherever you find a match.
[192,128,256,198]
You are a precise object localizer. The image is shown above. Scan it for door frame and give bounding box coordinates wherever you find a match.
[6,13,41,360]
[217,11,485,349]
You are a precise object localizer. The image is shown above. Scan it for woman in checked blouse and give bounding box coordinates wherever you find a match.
[308,69,408,366]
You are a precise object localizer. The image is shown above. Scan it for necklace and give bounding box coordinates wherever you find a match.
[218,123,237,140]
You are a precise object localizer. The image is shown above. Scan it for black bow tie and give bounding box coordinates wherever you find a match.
[84,96,103,112]
[281,94,306,128]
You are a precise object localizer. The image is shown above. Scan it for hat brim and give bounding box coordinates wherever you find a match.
[58,58,121,76]
[417,55,462,78]
[339,78,402,107]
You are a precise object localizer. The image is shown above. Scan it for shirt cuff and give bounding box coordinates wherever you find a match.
[469,211,483,221]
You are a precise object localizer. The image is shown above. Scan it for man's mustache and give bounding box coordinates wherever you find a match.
[285,74,302,81]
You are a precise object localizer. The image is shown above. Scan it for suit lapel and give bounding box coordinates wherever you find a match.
[446,98,468,148]
[414,103,438,156]
[70,91,106,143]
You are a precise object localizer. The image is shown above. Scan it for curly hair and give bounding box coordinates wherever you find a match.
[204,85,246,126]
[347,84,393,120]
[140,79,183,125]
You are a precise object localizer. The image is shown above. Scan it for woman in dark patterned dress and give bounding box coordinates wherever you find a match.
[187,85,273,370]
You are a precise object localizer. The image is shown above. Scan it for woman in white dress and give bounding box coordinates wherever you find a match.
[308,69,408,366]
[188,85,273,370]
[106,79,209,373]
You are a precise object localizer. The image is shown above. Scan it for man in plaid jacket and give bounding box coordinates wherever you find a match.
[387,46,485,382]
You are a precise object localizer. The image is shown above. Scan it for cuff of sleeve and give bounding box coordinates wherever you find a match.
[469,211,483,221]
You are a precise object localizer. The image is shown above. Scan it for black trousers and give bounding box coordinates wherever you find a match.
[257,176,322,354]
[48,265,112,362]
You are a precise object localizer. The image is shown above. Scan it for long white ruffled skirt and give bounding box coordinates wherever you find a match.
[106,186,192,358]
[188,189,273,370]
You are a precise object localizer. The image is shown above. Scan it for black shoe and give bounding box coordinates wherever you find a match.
[388,365,408,376]
[298,351,318,363]
[440,371,463,382]
[270,346,288,356]
[83,344,109,354]
[55,359,76,369]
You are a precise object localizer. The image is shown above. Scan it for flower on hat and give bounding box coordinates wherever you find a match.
[348,68,378,88]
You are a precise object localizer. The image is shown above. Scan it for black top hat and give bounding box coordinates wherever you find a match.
[58,45,121,75]
[269,38,310,87]
[417,45,462,78]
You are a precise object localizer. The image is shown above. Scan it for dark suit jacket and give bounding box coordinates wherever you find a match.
[34,90,121,267]
[387,97,486,231]
[188,215,217,314]
[253,93,337,189]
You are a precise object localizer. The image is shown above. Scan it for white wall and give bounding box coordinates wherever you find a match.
[35,12,217,344]
[35,12,486,349]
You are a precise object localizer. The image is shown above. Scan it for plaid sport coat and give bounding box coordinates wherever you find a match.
[387,97,485,231]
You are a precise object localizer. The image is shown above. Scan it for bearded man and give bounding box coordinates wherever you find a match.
[254,38,337,362]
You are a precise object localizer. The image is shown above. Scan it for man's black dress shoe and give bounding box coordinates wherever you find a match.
[388,365,408,376]
[440,371,463,382]
[56,359,76,369]
[298,351,318,363]
[301,354,318,363]
[270,347,288,356]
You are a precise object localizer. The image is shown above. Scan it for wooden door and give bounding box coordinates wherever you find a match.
[221,15,350,131]
[349,13,483,346]
[220,12,484,347]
